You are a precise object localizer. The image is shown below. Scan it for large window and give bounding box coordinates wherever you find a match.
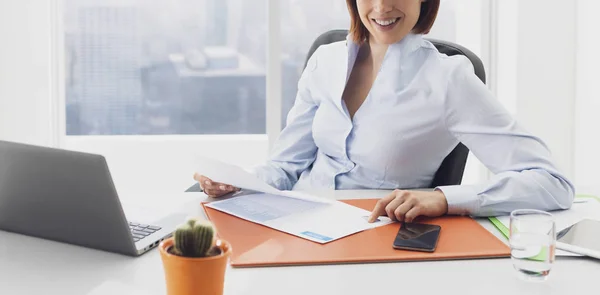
[58,0,492,192]
[64,0,268,135]
[64,0,489,135]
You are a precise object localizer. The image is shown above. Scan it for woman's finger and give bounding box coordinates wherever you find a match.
[203,180,215,191]
[368,193,395,222]
[384,195,406,221]
[193,173,201,182]
[203,189,219,197]
[194,173,210,183]
[216,184,238,193]
[404,206,422,223]
[194,174,213,190]
[207,185,239,198]
[206,186,228,196]
[194,174,239,193]
[203,179,229,193]
[394,200,415,222]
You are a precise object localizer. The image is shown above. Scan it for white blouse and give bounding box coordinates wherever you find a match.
[251,33,574,217]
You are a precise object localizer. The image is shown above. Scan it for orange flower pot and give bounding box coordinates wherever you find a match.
[159,237,231,295]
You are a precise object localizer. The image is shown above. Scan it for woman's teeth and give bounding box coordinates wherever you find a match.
[374,18,399,26]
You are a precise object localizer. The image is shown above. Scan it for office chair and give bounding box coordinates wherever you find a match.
[303,29,487,188]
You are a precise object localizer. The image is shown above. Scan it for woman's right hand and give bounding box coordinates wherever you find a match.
[193,173,240,198]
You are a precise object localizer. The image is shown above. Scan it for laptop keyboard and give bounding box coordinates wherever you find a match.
[129,222,162,243]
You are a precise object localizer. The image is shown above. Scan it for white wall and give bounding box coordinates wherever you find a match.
[575,0,600,193]
[495,0,598,192]
[455,0,578,186]
[514,0,576,179]
[495,0,517,114]
[0,0,56,147]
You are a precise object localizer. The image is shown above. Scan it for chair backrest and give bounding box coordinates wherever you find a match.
[303,29,487,188]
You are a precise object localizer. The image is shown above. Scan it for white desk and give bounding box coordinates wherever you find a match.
[0,190,597,295]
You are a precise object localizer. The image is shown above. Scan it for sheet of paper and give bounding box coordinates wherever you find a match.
[497,199,600,256]
[195,156,281,195]
[195,156,331,204]
[205,192,393,243]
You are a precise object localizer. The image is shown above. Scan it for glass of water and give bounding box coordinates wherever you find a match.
[509,209,556,281]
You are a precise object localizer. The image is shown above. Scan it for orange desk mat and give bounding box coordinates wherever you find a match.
[201,198,510,267]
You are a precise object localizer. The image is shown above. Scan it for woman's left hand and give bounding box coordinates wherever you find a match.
[368,189,449,223]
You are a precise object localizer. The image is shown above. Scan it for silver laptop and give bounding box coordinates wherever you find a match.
[0,140,183,256]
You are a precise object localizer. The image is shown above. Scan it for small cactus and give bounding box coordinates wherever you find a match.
[172,218,219,258]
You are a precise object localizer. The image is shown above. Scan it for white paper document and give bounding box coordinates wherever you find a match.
[205,192,392,243]
[497,198,600,256]
[195,156,330,204]
[196,156,393,243]
[195,156,282,195]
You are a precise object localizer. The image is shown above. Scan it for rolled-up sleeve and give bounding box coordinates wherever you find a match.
[435,57,575,217]
[250,49,321,191]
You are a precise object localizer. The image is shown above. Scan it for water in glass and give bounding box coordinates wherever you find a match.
[509,209,556,281]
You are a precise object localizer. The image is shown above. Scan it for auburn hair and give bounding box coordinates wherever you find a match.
[346,0,441,43]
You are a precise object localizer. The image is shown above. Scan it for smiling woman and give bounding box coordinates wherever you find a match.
[196,0,574,223]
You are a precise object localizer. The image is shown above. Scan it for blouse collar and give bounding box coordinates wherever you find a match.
[345,32,424,81]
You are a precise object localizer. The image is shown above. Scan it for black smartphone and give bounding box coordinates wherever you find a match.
[393,222,441,252]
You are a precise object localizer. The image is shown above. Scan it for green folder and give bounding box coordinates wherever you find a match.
[488,194,599,261]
